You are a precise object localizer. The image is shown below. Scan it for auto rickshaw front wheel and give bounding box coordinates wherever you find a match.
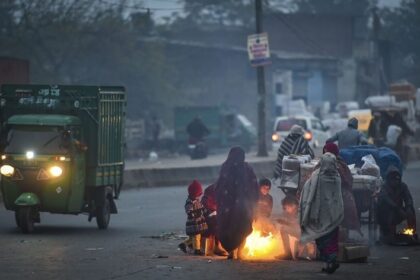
[16,207,36,234]
[96,197,111,230]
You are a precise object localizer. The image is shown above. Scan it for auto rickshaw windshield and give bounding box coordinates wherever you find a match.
[4,126,70,155]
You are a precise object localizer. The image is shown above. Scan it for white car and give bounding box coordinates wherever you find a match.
[271,116,331,150]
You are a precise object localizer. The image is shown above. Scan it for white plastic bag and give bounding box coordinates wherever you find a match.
[385,125,402,148]
[360,154,380,178]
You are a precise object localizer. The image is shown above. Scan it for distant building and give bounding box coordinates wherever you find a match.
[139,12,376,124]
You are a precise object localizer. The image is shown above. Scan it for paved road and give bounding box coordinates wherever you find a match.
[0,164,419,280]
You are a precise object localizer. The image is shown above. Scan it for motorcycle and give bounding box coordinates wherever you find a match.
[188,137,208,159]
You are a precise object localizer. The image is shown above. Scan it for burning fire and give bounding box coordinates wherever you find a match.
[242,221,284,260]
[402,228,414,236]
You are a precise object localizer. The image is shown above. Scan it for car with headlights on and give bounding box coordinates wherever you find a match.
[271,116,330,151]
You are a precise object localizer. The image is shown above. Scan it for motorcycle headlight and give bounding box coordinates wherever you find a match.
[0,165,15,177]
[49,166,63,177]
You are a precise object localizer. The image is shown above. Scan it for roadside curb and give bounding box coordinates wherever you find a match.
[123,159,276,188]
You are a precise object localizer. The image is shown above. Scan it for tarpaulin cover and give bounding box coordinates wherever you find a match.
[339,145,402,178]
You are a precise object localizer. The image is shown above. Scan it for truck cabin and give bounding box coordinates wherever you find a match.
[1,114,84,157]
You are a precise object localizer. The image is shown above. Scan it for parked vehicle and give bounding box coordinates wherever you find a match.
[0,84,126,233]
[271,116,330,150]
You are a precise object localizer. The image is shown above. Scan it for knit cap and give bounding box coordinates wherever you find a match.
[188,180,203,198]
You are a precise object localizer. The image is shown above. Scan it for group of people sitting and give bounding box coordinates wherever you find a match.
[178,118,417,275]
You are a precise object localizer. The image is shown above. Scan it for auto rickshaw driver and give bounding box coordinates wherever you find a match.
[60,129,87,153]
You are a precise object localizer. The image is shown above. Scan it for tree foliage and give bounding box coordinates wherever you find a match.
[381,0,420,85]
[0,0,178,119]
[294,0,374,16]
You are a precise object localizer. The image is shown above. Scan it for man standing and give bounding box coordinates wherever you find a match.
[186,116,210,143]
[326,118,368,149]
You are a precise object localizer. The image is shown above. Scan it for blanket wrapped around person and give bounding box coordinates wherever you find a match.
[299,152,344,273]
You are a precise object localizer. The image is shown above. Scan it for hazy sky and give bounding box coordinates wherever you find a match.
[142,0,402,22]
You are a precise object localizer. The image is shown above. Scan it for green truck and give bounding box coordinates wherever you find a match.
[174,106,257,152]
[0,84,126,233]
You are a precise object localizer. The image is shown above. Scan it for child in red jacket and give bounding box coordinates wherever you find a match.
[178,180,208,255]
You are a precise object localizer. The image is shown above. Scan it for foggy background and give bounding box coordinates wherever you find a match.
[0,0,418,143]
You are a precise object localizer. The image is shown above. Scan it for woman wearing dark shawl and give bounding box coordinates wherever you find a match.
[215,147,259,259]
[273,125,314,179]
[323,143,361,233]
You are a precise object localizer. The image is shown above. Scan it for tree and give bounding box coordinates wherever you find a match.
[381,0,420,85]
[294,0,374,16]
[0,0,180,120]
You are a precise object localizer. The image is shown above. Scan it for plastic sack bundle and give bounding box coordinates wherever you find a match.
[384,125,402,148]
[360,154,380,178]
[339,145,402,178]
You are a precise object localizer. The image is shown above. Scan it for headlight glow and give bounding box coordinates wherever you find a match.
[0,165,15,177]
[272,133,280,142]
[26,151,35,159]
[304,132,313,141]
[49,166,63,177]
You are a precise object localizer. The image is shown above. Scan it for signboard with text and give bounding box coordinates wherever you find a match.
[247,32,271,67]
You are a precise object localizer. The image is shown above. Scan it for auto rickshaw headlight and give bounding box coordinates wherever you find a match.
[26,151,35,159]
[0,165,15,177]
[49,166,63,177]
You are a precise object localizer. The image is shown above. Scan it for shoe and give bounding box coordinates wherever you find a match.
[178,243,187,253]
[325,262,340,274]
[194,250,204,256]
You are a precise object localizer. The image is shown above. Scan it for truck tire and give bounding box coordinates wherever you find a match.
[14,211,21,228]
[96,197,111,230]
[18,207,35,233]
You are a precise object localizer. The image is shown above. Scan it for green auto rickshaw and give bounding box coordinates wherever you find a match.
[0,84,126,233]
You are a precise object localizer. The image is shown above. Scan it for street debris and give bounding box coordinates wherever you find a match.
[151,254,169,259]
[155,265,182,270]
[141,232,187,240]
[399,257,410,260]
[85,247,104,251]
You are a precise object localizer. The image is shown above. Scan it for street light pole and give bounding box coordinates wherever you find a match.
[255,0,268,157]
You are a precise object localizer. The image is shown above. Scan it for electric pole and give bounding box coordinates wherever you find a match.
[255,0,268,156]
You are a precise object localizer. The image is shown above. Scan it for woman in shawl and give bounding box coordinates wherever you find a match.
[323,143,361,234]
[299,153,344,274]
[274,125,314,179]
[215,147,259,260]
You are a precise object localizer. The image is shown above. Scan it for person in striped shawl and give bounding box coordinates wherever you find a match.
[273,125,314,179]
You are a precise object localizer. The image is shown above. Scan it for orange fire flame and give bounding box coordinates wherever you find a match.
[403,228,414,236]
[242,221,284,260]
